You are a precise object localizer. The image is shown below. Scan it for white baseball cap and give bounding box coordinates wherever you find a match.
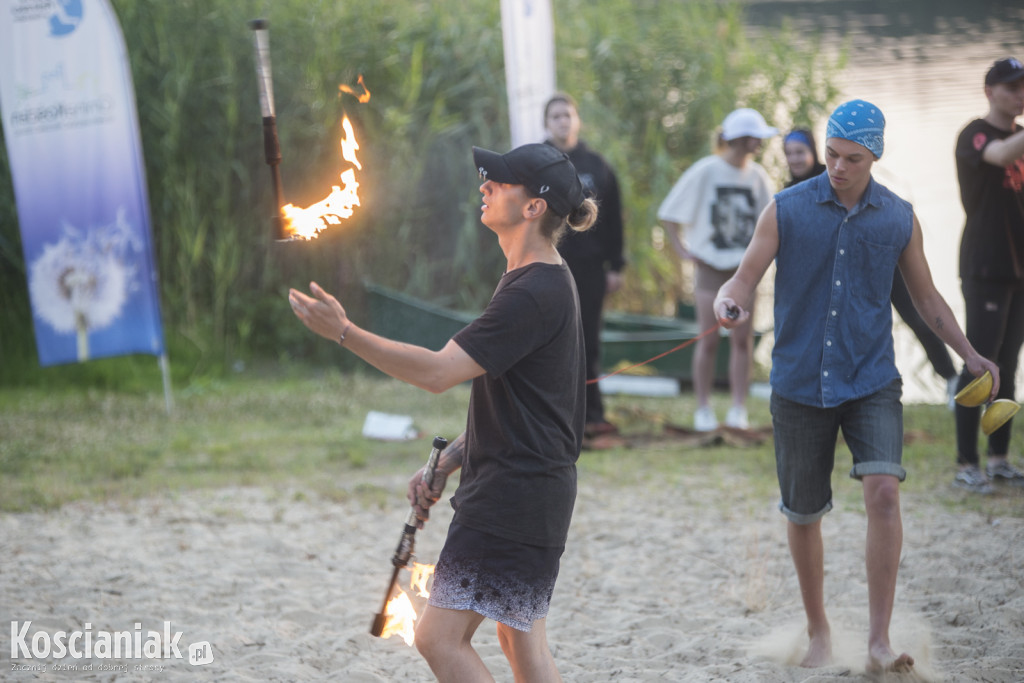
[721,108,778,141]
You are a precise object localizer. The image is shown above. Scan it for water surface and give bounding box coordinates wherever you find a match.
[744,0,1024,403]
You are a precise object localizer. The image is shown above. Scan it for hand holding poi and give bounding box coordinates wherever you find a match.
[964,353,1001,402]
[714,296,748,328]
[289,281,351,344]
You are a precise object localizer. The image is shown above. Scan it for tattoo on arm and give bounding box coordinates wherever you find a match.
[437,434,465,475]
[934,316,945,331]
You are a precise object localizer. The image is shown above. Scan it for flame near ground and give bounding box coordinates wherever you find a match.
[380,562,435,646]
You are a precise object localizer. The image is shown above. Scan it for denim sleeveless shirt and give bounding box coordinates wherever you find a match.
[771,172,913,407]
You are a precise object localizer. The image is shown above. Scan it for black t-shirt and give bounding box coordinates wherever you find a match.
[955,118,1024,282]
[451,262,585,547]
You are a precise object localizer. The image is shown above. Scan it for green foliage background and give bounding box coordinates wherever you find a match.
[0,0,841,388]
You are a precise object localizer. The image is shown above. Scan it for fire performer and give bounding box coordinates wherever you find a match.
[289,143,597,682]
[714,100,998,674]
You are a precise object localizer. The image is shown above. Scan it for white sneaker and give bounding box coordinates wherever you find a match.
[725,405,749,429]
[693,406,718,432]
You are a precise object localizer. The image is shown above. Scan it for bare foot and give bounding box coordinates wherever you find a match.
[866,647,914,674]
[800,630,832,668]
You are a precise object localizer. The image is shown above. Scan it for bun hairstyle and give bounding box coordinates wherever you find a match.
[545,195,598,246]
[566,196,598,233]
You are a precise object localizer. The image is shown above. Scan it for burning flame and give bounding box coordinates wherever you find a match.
[280,114,363,240]
[380,590,417,645]
[409,561,434,598]
[380,562,435,646]
[339,116,362,171]
[338,74,371,103]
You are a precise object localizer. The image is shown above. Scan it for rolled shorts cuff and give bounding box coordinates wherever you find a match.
[778,498,832,524]
[849,461,906,481]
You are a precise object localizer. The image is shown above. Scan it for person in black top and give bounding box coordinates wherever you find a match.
[289,143,598,682]
[952,57,1024,493]
[544,93,626,445]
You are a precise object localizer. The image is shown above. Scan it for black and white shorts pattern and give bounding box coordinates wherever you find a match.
[428,523,564,632]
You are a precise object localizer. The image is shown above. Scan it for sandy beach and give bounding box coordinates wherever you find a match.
[2,469,1022,682]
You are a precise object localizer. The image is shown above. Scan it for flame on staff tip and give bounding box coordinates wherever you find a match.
[380,562,435,646]
[280,115,363,240]
[339,74,371,103]
[339,116,362,171]
[409,561,435,598]
[380,590,418,645]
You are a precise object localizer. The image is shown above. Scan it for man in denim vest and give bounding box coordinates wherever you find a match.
[714,100,998,674]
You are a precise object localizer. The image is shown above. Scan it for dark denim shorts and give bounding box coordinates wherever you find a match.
[428,523,563,632]
[770,379,906,524]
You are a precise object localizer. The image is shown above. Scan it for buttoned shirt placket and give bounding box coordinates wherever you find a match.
[820,201,865,406]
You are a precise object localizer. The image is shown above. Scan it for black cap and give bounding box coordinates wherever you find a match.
[985,57,1024,86]
[473,143,584,217]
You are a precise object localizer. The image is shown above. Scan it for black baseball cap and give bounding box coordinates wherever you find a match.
[985,57,1024,86]
[473,143,584,217]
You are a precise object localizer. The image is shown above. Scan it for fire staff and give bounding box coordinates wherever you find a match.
[289,143,597,682]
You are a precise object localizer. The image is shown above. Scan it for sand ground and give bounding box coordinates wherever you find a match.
[1,471,1022,682]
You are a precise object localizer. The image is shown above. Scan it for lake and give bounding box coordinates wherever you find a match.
[742,0,1024,403]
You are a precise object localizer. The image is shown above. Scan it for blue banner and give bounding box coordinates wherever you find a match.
[0,0,165,366]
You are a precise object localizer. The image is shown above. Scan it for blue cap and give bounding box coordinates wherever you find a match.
[825,99,885,159]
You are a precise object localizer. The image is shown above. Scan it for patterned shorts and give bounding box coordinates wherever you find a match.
[428,523,564,632]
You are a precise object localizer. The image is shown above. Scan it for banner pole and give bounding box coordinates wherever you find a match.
[159,353,174,416]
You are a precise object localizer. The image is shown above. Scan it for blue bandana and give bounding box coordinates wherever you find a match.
[825,99,885,159]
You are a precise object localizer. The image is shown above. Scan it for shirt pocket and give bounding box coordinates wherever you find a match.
[851,236,902,306]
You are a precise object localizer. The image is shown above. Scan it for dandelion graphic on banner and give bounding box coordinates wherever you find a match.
[28,210,139,362]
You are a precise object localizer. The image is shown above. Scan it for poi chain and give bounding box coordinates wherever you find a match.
[586,322,724,385]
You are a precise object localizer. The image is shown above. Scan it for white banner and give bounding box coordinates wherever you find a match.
[0,0,166,366]
[500,0,556,148]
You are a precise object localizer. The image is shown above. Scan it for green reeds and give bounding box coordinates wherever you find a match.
[0,0,839,384]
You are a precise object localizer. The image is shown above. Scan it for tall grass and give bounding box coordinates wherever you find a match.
[0,0,841,388]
